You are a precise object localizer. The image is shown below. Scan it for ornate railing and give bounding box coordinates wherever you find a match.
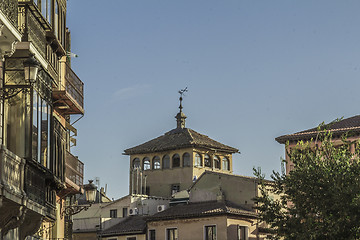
[64,62,84,109]
[65,151,84,187]
[0,146,25,195]
[0,0,18,28]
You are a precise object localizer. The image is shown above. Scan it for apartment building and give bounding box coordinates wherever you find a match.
[0,0,85,239]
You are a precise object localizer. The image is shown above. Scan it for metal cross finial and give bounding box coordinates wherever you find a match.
[178,87,188,98]
[178,87,188,111]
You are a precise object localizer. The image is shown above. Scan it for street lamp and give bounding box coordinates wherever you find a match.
[2,54,40,99]
[83,180,97,204]
[60,180,98,218]
[23,54,40,84]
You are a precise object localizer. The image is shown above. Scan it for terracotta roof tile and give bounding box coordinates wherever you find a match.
[124,128,238,155]
[100,216,146,237]
[146,200,257,221]
[276,115,360,144]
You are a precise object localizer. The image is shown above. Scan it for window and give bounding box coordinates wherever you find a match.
[149,229,156,240]
[204,154,211,167]
[172,154,180,168]
[214,156,220,169]
[195,153,202,167]
[47,0,52,24]
[153,156,161,169]
[127,237,136,240]
[163,155,170,169]
[110,209,117,218]
[133,158,140,169]
[183,152,191,167]
[171,184,180,195]
[122,207,128,217]
[222,157,229,171]
[237,226,248,240]
[143,157,151,170]
[166,228,178,240]
[54,0,59,38]
[205,225,216,240]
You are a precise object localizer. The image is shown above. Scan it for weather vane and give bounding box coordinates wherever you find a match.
[178,87,188,98]
[178,87,188,111]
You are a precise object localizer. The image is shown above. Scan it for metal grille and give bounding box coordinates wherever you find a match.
[65,150,84,187]
[0,0,18,27]
[64,63,84,109]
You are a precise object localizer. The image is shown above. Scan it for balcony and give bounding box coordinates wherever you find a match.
[65,150,84,194]
[0,146,25,200]
[53,61,84,115]
[0,0,18,28]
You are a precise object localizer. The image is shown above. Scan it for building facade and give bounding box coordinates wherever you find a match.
[0,0,85,239]
[276,115,360,174]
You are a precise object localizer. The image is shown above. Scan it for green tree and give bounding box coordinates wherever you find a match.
[254,129,360,240]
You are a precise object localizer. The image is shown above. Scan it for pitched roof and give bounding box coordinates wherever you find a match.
[124,128,239,155]
[100,216,146,237]
[146,200,257,222]
[276,115,360,144]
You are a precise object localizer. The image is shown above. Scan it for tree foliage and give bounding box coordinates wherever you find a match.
[254,129,360,240]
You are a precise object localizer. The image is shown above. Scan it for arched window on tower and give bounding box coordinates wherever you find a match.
[143,157,151,170]
[214,156,220,169]
[163,155,170,169]
[204,154,211,167]
[195,153,202,167]
[172,154,180,168]
[133,158,140,169]
[222,157,229,171]
[183,152,191,167]
[153,156,161,169]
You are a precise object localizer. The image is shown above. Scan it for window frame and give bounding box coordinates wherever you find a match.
[163,155,170,169]
[204,225,217,240]
[149,229,156,240]
[133,158,141,169]
[204,154,211,167]
[109,209,117,218]
[143,157,151,170]
[237,225,249,240]
[213,156,220,169]
[153,156,161,169]
[195,153,202,167]
[166,227,178,240]
[172,154,181,168]
[183,152,191,167]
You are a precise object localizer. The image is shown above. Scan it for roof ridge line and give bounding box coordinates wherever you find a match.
[187,128,195,144]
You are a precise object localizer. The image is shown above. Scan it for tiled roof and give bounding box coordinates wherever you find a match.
[146,200,257,221]
[276,115,360,144]
[124,128,239,155]
[100,216,146,237]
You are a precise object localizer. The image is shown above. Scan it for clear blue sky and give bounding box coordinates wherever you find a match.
[67,1,360,199]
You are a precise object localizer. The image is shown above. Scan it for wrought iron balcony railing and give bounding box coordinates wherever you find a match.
[65,150,84,188]
[0,146,25,196]
[0,0,18,28]
[53,61,84,115]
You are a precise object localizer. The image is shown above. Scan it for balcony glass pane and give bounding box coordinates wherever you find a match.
[32,91,38,161]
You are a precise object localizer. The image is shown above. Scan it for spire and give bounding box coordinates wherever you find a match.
[176,87,188,129]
